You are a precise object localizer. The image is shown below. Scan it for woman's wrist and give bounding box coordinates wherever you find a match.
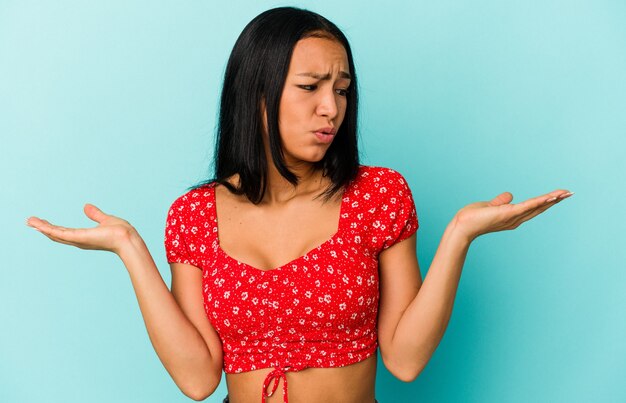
[446,215,476,247]
[116,227,148,263]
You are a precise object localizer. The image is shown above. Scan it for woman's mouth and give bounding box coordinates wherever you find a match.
[313,127,336,144]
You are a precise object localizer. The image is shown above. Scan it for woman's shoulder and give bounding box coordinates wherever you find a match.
[354,165,411,187]
[167,182,217,213]
[352,165,419,251]
[164,182,217,266]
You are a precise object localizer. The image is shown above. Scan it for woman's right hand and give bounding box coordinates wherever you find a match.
[26,203,136,256]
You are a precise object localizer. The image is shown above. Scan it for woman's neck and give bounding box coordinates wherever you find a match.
[263,160,325,205]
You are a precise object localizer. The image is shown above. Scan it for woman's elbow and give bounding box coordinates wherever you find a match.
[185,389,210,401]
[182,381,218,402]
[384,356,427,383]
[395,368,422,383]
[390,366,422,383]
[178,370,221,401]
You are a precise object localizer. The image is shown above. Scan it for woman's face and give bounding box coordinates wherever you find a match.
[272,36,351,166]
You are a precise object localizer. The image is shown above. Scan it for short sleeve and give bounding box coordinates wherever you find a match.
[164,195,200,267]
[373,168,419,252]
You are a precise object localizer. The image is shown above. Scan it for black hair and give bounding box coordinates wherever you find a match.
[193,6,360,204]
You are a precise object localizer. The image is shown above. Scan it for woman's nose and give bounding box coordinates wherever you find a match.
[316,89,338,119]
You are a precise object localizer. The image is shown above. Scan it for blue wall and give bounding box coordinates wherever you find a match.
[1,1,624,402]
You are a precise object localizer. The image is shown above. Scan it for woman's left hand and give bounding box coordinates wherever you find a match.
[452,189,574,243]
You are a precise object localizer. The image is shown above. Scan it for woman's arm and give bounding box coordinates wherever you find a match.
[120,233,223,400]
[27,204,223,400]
[377,224,468,382]
[377,190,573,381]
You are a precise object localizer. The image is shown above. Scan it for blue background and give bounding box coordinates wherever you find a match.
[1,1,624,402]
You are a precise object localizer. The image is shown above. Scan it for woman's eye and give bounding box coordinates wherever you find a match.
[336,88,349,97]
[298,85,317,91]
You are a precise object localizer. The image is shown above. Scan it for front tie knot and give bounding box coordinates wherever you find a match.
[262,366,290,403]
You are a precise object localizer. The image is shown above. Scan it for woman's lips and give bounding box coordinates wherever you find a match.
[313,127,336,143]
[314,131,335,143]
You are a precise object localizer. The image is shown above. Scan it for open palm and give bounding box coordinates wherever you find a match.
[26,204,135,255]
[453,189,573,242]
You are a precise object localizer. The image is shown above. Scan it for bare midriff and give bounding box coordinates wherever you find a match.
[224,353,377,403]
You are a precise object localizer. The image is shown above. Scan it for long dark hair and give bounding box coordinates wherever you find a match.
[193,7,360,204]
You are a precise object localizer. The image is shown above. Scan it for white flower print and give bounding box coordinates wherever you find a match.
[164,166,418,377]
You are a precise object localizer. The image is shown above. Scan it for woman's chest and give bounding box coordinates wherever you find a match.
[215,187,343,272]
[201,236,380,341]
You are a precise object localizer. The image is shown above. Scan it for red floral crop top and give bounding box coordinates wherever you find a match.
[164,166,419,402]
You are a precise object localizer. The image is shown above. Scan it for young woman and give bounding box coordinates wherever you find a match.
[26,7,573,403]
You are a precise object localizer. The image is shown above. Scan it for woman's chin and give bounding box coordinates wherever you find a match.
[284,149,330,165]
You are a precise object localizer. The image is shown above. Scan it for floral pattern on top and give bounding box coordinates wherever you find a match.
[164,165,418,402]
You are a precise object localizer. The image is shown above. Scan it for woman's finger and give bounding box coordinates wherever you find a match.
[514,191,573,225]
[512,190,572,215]
[508,202,554,228]
[487,192,514,207]
[83,203,108,224]
[39,230,79,247]
[26,216,54,231]
[506,191,573,229]
[29,221,80,247]
[38,218,72,233]
[28,217,87,244]
[38,222,78,241]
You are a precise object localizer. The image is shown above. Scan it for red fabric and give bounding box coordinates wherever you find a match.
[165,165,418,401]
[262,367,289,402]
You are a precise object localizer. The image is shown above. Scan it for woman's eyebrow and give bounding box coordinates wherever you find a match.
[296,71,351,80]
